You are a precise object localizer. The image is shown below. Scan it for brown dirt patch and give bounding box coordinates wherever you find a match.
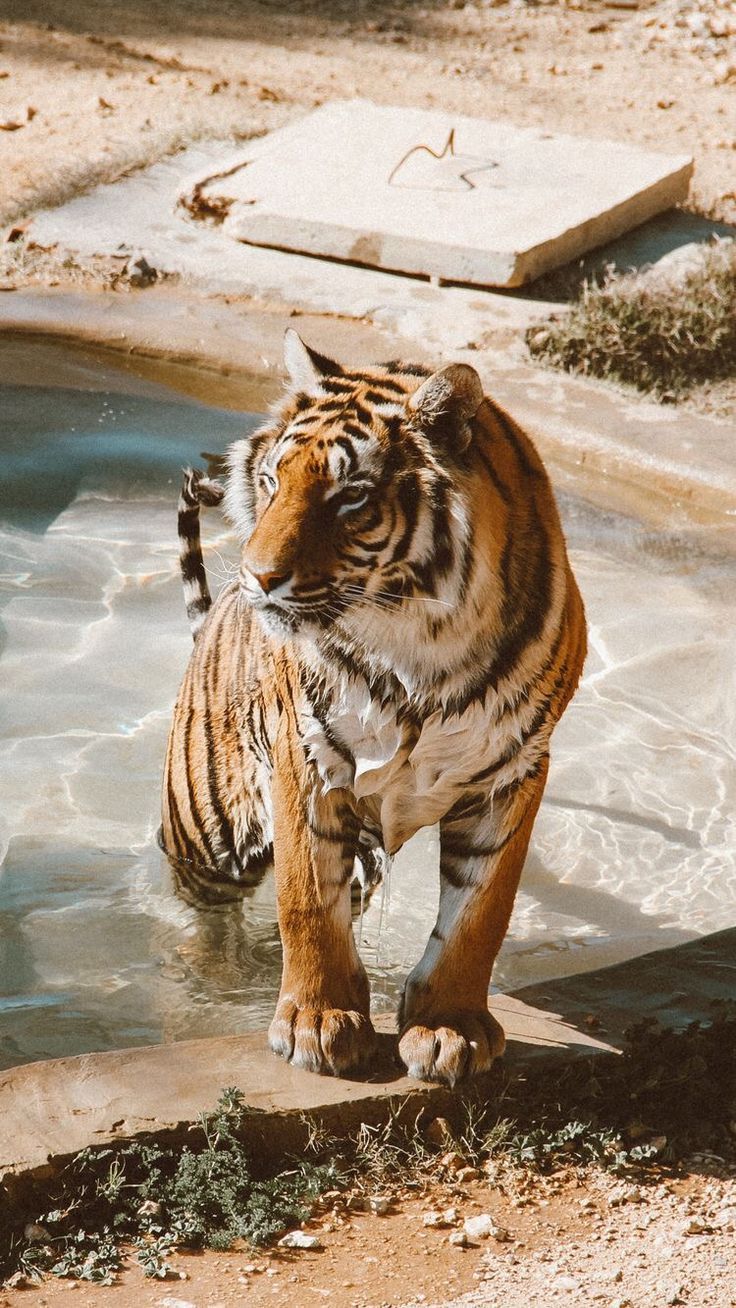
[4,1166,736,1308]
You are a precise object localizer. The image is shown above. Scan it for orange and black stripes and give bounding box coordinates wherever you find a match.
[161,335,586,1082]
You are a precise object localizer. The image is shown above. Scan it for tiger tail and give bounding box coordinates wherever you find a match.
[177,466,224,640]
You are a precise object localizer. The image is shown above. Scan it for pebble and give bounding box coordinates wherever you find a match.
[656,1282,686,1305]
[369,1195,390,1215]
[465,1213,496,1239]
[464,1213,510,1241]
[608,1185,644,1207]
[681,1216,711,1235]
[278,1230,322,1249]
[449,1230,469,1247]
[158,1299,197,1308]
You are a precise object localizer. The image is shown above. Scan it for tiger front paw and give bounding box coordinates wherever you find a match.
[268,998,376,1077]
[398,1009,505,1086]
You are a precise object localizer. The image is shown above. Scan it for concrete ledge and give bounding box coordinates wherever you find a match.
[2,931,732,1188]
[0,994,614,1184]
[0,289,733,544]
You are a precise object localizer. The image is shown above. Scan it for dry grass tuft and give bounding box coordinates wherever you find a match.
[526,240,736,401]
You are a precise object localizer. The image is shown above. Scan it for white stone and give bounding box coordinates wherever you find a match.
[464,1213,495,1239]
[277,1230,322,1249]
[182,100,693,288]
[463,1213,509,1240]
[423,1211,444,1227]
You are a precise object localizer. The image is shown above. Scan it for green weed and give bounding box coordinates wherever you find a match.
[2,1007,734,1287]
[2,1088,337,1286]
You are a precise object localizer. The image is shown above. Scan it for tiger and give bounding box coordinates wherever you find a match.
[160,330,587,1086]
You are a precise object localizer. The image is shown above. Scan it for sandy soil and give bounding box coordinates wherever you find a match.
[3,1165,735,1308]
[0,0,735,244]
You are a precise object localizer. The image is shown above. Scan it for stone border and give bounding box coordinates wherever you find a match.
[1,287,734,546]
[3,930,733,1187]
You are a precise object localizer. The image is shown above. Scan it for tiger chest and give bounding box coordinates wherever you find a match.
[300,680,502,855]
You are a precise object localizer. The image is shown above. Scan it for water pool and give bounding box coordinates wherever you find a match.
[1,340,734,1069]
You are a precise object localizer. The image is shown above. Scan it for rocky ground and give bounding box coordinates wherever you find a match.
[3,1163,735,1308]
[0,0,735,248]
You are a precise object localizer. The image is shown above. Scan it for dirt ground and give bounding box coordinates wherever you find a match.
[3,1165,735,1308]
[0,0,735,245]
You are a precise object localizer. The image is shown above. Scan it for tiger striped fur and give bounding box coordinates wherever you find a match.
[160,331,586,1085]
[178,467,225,640]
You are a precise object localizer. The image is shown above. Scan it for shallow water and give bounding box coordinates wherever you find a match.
[1,342,734,1069]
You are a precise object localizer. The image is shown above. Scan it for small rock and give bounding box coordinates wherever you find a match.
[464,1213,509,1241]
[346,1195,368,1212]
[439,1151,465,1172]
[423,1211,444,1228]
[368,1195,390,1215]
[158,1299,196,1308]
[443,1206,459,1225]
[449,1230,469,1247]
[5,1272,28,1289]
[127,255,158,288]
[608,1185,644,1207]
[553,1276,581,1291]
[465,1213,495,1240]
[656,1282,685,1305]
[456,1166,479,1183]
[278,1230,322,1249]
[681,1216,710,1236]
[425,1117,457,1149]
[714,1205,736,1228]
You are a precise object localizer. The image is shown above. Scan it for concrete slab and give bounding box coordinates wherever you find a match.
[0,998,615,1183]
[2,930,733,1186]
[182,101,693,287]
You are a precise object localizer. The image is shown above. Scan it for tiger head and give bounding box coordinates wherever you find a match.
[224,331,485,640]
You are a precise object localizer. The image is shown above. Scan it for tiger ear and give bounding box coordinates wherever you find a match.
[408,364,484,451]
[283,329,341,395]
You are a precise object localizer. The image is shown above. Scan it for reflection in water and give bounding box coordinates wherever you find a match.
[0,344,734,1069]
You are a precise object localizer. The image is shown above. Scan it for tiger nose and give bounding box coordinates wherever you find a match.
[251,569,291,595]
